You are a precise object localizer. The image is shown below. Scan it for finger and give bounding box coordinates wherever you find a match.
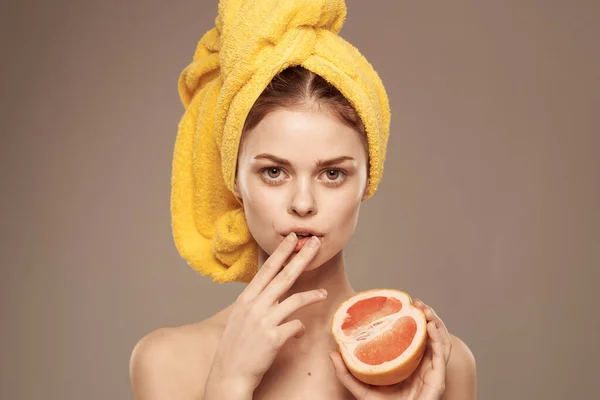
[428,308,452,364]
[429,307,452,364]
[413,336,433,377]
[328,352,370,399]
[428,321,447,375]
[260,235,321,304]
[413,322,447,399]
[414,300,452,364]
[413,321,447,400]
[239,233,298,301]
[268,289,328,325]
[275,319,306,345]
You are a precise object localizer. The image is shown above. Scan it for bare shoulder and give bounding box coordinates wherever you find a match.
[129,305,232,400]
[442,333,477,400]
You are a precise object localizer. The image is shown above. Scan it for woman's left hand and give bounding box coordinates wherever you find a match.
[329,300,452,400]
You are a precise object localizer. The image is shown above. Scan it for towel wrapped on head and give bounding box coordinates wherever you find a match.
[171,0,391,283]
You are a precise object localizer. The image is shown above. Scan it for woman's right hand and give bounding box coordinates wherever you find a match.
[203,233,326,398]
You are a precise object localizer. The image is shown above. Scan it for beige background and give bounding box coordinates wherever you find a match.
[1,0,599,399]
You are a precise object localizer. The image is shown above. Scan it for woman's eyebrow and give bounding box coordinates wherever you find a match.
[253,154,355,168]
[253,153,291,166]
[315,156,355,167]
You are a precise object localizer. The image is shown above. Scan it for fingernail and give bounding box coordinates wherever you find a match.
[308,235,320,247]
[289,232,297,240]
[320,289,328,298]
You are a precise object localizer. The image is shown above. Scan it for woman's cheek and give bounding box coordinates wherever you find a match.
[244,200,281,253]
[334,201,361,241]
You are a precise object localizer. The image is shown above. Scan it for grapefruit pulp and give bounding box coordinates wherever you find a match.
[331,289,428,386]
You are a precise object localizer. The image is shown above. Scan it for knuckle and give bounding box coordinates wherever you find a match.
[262,261,278,272]
[289,293,306,307]
[266,329,282,347]
[305,291,319,302]
[279,268,294,282]
[231,303,247,318]
[262,286,279,302]
[259,317,272,333]
[246,303,263,321]
[236,292,251,304]
[291,292,316,308]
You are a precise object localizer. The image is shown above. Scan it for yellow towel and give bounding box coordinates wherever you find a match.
[171,0,391,283]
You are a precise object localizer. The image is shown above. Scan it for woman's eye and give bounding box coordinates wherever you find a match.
[259,167,286,186]
[320,169,347,186]
[325,169,340,180]
[266,168,281,179]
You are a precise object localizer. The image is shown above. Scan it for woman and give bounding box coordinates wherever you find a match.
[130,1,476,399]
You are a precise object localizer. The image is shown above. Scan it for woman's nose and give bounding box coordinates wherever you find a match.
[288,181,318,217]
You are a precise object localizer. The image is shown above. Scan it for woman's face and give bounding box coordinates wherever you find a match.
[235,106,369,271]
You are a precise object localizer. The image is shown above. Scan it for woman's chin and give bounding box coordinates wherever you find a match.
[280,252,320,270]
[300,251,339,273]
[302,261,322,272]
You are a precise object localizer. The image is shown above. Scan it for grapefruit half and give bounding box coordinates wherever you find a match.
[331,289,428,386]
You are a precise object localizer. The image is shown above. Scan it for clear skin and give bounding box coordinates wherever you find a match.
[129,106,477,400]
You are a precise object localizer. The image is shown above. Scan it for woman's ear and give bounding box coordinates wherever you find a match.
[361,178,370,201]
[234,180,243,203]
